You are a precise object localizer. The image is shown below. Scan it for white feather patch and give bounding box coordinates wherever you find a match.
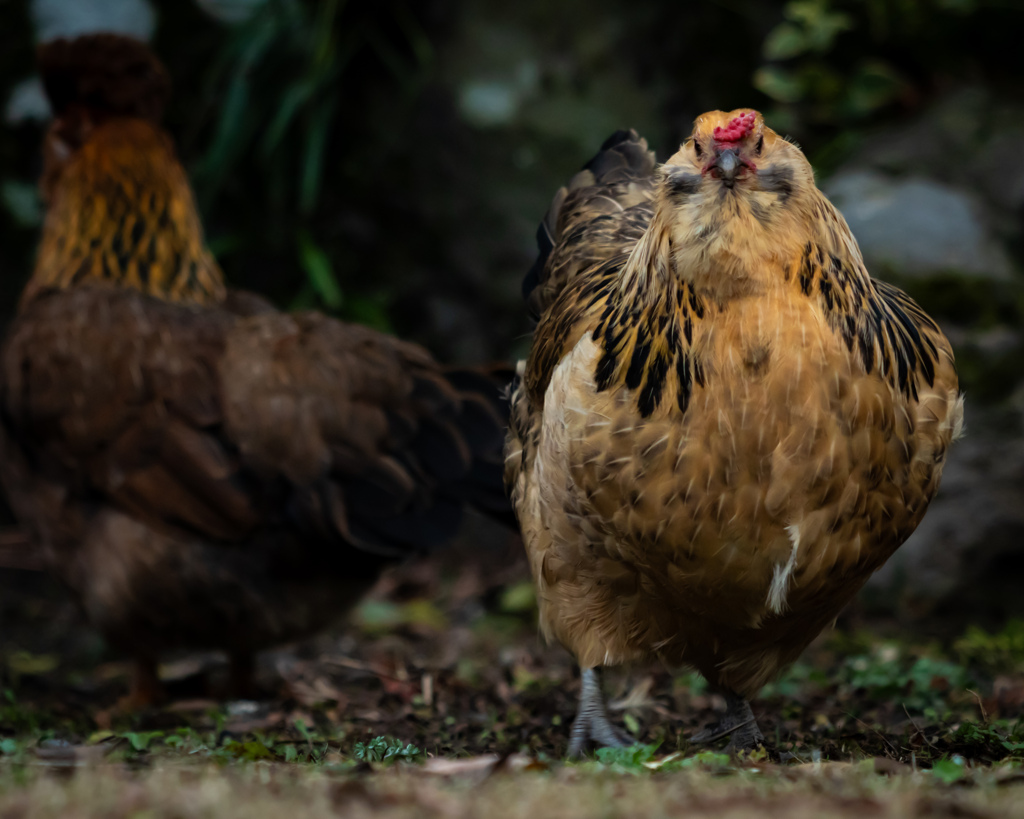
[767,524,801,614]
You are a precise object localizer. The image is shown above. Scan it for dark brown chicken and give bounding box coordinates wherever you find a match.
[0,34,510,706]
[506,114,963,755]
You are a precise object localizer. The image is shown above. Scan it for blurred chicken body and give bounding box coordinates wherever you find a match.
[0,34,510,706]
[506,111,963,754]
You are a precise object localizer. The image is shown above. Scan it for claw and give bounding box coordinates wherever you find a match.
[690,689,763,751]
[567,667,635,758]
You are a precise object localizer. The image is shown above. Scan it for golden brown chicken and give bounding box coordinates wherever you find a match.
[506,112,964,755]
[0,33,511,707]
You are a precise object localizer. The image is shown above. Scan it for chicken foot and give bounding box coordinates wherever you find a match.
[567,667,635,757]
[690,688,764,751]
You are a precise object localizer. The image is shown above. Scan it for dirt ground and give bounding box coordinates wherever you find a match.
[3,521,1024,816]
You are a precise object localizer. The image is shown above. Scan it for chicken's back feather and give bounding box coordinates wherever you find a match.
[523,130,657,321]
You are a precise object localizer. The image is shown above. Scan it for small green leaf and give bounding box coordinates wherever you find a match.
[123,731,163,752]
[753,66,804,103]
[352,735,421,764]
[843,60,905,115]
[299,98,337,214]
[0,738,20,755]
[261,79,316,157]
[763,23,807,60]
[623,713,641,736]
[199,72,251,187]
[931,755,967,784]
[294,719,313,745]
[499,581,537,614]
[297,231,343,309]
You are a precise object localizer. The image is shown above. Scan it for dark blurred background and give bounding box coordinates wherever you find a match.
[0,0,1022,636]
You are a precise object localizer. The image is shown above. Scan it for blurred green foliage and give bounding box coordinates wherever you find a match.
[956,620,1024,676]
[753,0,1012,133]
[0,0,1020,359]
[185,0,439,327]
[842,653,969,713]
[165,0,441,329]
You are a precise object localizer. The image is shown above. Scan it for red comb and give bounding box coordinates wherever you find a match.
[713,112,756,143]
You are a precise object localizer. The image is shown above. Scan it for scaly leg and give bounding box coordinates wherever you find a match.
[690,688,763,751]
[567,667,635,758]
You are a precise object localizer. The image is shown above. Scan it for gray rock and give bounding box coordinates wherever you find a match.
[824,170,1013,280]
[976,129,1024,212]
[4,77,48,125]
[864,406,1024,627]
[839,87,991,181]
[31,0,155,42]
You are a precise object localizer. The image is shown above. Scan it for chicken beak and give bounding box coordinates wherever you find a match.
[713,148,741,187]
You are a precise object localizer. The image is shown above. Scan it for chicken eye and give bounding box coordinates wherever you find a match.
[693,140,704,159]
[755,135,764,155]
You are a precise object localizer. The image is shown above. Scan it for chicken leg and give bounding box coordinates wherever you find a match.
[567,667,635,757]
[690,688,763,751]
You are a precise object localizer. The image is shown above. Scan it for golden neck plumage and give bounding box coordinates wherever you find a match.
[25,117,226,308]
[621,169,818,305]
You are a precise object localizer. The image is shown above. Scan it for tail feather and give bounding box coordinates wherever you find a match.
[524,129,657,320]
[326,362,516,558]
[582,129,656,183]
[444,365,517,530]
